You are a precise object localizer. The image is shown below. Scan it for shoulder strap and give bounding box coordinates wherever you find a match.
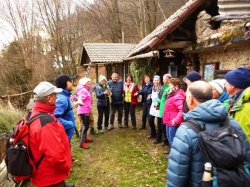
[182,120,205,134]
[221,116,230,127]
[26,112,51,168]
[27,113,51,124]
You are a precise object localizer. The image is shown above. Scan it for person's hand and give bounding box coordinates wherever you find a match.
[74,101,84,106]
[134,92,138,96]
[172,120,176,126]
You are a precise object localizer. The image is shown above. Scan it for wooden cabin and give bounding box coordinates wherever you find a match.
[78,43,135,82]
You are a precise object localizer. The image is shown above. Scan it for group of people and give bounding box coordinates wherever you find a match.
[166,67,250,187]
[26,66,250,187]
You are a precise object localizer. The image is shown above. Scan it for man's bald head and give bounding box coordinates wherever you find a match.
[187,81,213,103]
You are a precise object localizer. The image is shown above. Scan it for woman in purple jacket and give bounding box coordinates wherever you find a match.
[76,77,93,149]
[163,78,185,149]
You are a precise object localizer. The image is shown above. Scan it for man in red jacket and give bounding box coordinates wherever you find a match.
[30,81,73,187]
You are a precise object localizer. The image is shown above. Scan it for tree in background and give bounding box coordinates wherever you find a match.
[0,0,188,107]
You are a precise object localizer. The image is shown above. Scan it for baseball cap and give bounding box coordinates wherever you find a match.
[55,74,77,89]
[33,82,62,98]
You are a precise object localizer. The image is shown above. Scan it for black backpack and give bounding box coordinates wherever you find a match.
[183,118,250,187]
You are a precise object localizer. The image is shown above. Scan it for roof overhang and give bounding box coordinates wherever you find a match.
[183,36,250,54]
[124,50,159,61]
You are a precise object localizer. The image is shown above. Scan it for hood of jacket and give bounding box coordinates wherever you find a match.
[183,99,228,125]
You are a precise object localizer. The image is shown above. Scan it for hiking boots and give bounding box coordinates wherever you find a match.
[105,126,111,131]
[110,124,114,129]
[85,136,93,142]
[147,134,156,139]
[98,129,104,134]
[90,128,97,135]
[123,125,128,128]
[153,139,161,144]
[79,142,89,149]
[139,126,146,130]
[131,126,136,130]
[65,183,75,187]
[118,123,123,128]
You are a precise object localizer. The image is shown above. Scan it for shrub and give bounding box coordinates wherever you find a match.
[0,107,24,135]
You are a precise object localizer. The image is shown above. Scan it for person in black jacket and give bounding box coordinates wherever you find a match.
[107,73,124,129]
[134,75,153,130]
[95,75,111,133]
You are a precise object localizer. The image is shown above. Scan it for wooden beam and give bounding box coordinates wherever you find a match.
[158,41,193,49]
[95,64,98,83]
[0,90,33,99]
[124,50,159,60]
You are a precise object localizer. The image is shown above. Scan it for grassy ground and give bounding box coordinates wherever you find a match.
[68,125,168,187]
[21,105,169,187]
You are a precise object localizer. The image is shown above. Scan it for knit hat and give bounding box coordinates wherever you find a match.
[185,71,201,82]
[99,75,107,82]
[79,77,91,86]
[55,74,76,89]
[224,67,250,89]
[209,79,225,95]
[33,82,62,99]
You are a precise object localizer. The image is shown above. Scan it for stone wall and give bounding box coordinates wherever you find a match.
[195,10,250,72]
[198,46,250,70]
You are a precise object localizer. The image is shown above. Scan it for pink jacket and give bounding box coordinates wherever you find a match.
[76,85,92,114]
[163,89,185,126]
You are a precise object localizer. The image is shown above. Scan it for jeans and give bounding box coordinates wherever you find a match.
[124,101,136,127]
[148,115,162,138]
[80,114,90,142]
[166,125,178,148]
[97,105,110,130]
[110,103,123,124]
[141,103,150,128]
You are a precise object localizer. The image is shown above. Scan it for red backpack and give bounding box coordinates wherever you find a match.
[5,112,52,182]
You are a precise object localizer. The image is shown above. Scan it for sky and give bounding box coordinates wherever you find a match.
[0,0,94,50]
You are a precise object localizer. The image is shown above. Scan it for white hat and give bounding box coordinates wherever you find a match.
[98,75,107,82]
[33,82,62,98]
[79,77,91,85]
[209,79,225,95]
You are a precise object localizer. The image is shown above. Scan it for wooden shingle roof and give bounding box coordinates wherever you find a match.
[80,43,135,65]
[127,0,209,58]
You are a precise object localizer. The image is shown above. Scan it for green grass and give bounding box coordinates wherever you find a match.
[68,126,167,187]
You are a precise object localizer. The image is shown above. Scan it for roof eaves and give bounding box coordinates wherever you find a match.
[127,0,207,57]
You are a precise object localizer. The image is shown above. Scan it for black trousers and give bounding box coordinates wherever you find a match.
[110,103,123,124]
[141,103,150,128]
[49,180,65,187]
[123,101,136,127]
[97,105,110,129]
[148,114,162,139]
[80,114,90,142]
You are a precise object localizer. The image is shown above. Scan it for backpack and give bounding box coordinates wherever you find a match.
[5,112,51,182]
[183,117,250,187]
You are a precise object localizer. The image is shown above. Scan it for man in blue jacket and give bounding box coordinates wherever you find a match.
[54,74,76,141]
[107,73,124,129]
[166,81,250,187]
